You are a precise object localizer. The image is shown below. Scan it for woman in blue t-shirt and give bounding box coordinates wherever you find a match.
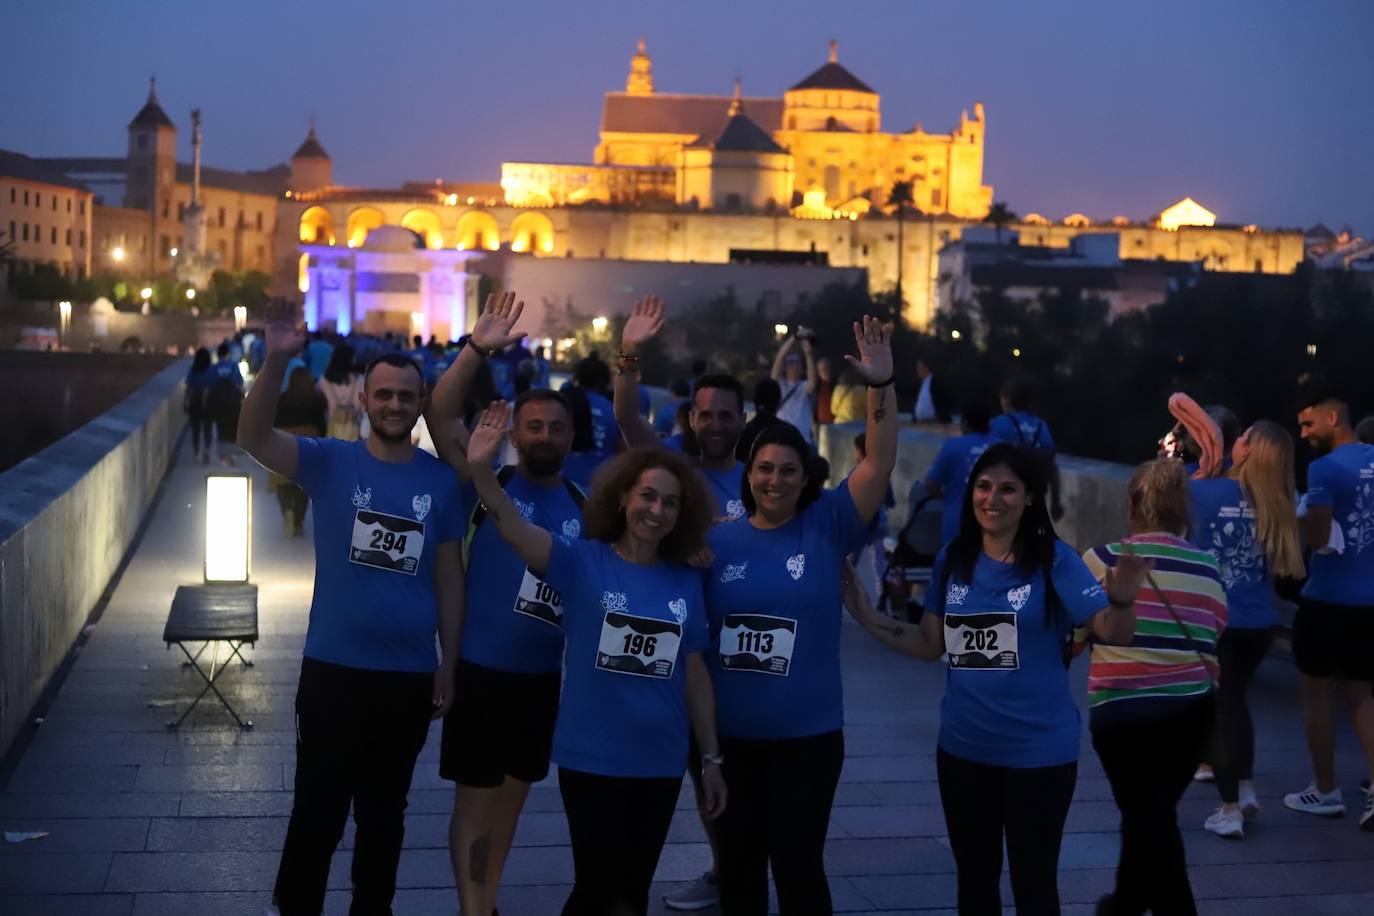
[463,402,727,916]
[184,347,214,463]
[704,315,897,915]
[844,442,1150,915]
[1190,420,1305,838]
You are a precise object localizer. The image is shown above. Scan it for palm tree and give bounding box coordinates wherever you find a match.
[889,180,914,320]
[985,200,1018,245]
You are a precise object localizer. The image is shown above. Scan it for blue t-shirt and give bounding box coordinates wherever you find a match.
[458,473,584,673]
[543,537,708,778]
[704,480,869,739]
[1188,478,1275,629]
[585,391,622,459]
[700,462,747,522]
[1302,443,1374,606]
[210,359,244,389]
[653,397,686,436]
[990,411,1054,451]
[292,438,464,672]
[925,432,997,544]
[560,450,604,492]
[927,540,1106,767]
[305,339,333,380]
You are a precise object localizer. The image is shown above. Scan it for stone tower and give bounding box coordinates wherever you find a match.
[125,78,176,212]
[290,124,332,193]
[625,38,654,96]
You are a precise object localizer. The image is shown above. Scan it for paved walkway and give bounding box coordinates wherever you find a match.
[2,445,1373,915]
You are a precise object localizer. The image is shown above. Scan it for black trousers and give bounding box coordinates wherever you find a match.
[715,729,844,915]
[188,409,211,453]
[1212,627,1272,803]
[274,657,433,916]
[1091,696,1215,916]
[558,767,681,916]
[936,747,1077,916]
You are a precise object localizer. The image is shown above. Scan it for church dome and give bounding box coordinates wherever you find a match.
[361,225,424,252]
[790,42,875,94]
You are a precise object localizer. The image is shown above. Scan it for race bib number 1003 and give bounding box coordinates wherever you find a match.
[350,510,425,576]
[596,611,682,679]
[944,612,1019,670]
[513,568,564,627]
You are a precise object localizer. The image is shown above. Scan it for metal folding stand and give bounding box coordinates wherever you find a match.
[162,583,259,728]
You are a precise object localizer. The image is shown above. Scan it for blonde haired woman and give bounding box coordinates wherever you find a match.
[1189,420,1304,837]
[1082,458,1228,916]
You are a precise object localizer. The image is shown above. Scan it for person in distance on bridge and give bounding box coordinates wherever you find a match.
[240,299,465,916]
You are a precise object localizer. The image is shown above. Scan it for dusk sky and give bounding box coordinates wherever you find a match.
[4,0,1370,233]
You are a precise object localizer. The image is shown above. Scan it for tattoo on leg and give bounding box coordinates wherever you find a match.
[469,833,491,886]
[873,388,888,423]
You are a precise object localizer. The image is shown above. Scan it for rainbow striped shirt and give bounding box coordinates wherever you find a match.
[1078,534,1228,728]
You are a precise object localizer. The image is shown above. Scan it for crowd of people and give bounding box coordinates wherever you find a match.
[225,293,1374,916]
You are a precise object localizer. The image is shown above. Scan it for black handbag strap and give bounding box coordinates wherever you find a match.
[1143,566,1217,691]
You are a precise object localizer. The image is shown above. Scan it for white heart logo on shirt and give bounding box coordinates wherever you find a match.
[411,494,431,521]
[668,598,688,624]
[1007,584,1031,611]
[786,554,806,581]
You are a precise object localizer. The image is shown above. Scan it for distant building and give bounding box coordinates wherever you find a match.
[937,228,1203,317]
[0,150,94,280]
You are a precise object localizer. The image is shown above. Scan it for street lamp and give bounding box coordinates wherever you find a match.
[141,287,153,301]
[111,246,126,263]
[204,473,252,583]
[186,288,196,301]
[58,300,72,344]
[233,305,248,333]
[774,323,789,338]
[591,316,608,334]
[951,329,962,340]
[1011,347,1022,358]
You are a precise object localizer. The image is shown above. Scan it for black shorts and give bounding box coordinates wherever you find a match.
[439,660,561,787]
[1292,598,1374,682]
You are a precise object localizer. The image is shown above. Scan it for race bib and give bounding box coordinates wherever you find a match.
[513,568,564,627]
[719,614,797,676]
[350,510,425,575]
[595,611,682,679]
[945,612,1019,670]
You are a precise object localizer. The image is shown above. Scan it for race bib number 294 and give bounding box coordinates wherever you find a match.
[350,510,425,576]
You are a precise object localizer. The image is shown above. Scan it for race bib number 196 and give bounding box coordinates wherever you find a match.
[596,612,682,679]
[350,510,425,575]
[945,612,1019,670]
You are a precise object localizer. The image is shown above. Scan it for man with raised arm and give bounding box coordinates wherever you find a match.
[240,299,465,916]
[427,292,588,915]
[611,294,746,909]
[614,295,748,525]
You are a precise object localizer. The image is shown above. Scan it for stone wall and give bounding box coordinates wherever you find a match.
[0,358,188,755]
[816,421,1134,553]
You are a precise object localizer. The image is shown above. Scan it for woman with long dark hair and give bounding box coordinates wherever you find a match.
[703,316,896,915]
[845,442,1149,914]
[462,405,727,916]
[1191,421,1305,837]
[184,347,214,463]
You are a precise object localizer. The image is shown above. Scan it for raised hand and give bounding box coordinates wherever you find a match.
[1106,541,1154,606]
[843,315,893,385]
[466,400,511,467]
[263,297,306,357]
[471,291,527,352]
[621,295,666,355]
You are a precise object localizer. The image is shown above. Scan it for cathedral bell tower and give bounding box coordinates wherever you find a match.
[625,37,654,96]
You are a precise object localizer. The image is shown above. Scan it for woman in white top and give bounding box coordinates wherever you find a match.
[771,329,817,444]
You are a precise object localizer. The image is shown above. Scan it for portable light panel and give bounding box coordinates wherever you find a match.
[204,473,251,583]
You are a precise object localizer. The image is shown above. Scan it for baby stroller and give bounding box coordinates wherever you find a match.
[882,481,945,622]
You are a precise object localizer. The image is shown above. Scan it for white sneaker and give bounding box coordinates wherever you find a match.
[1193,765,1215,782]
[1283,783,1345,817]
[1238,782,1261,819]
[1205,807,1245,838]
[663,870,719,911]
[1361,792,1374,832]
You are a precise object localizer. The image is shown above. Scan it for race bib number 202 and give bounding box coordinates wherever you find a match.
[945,612,1019,670]
[350,510,425,576]
[596,611,682,679]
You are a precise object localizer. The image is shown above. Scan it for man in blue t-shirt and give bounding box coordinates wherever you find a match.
[1285,391,1374,828]
[925,402,998,545]
[990,376,1064,520]
[240,302,465,916]
[426,292,589,916]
